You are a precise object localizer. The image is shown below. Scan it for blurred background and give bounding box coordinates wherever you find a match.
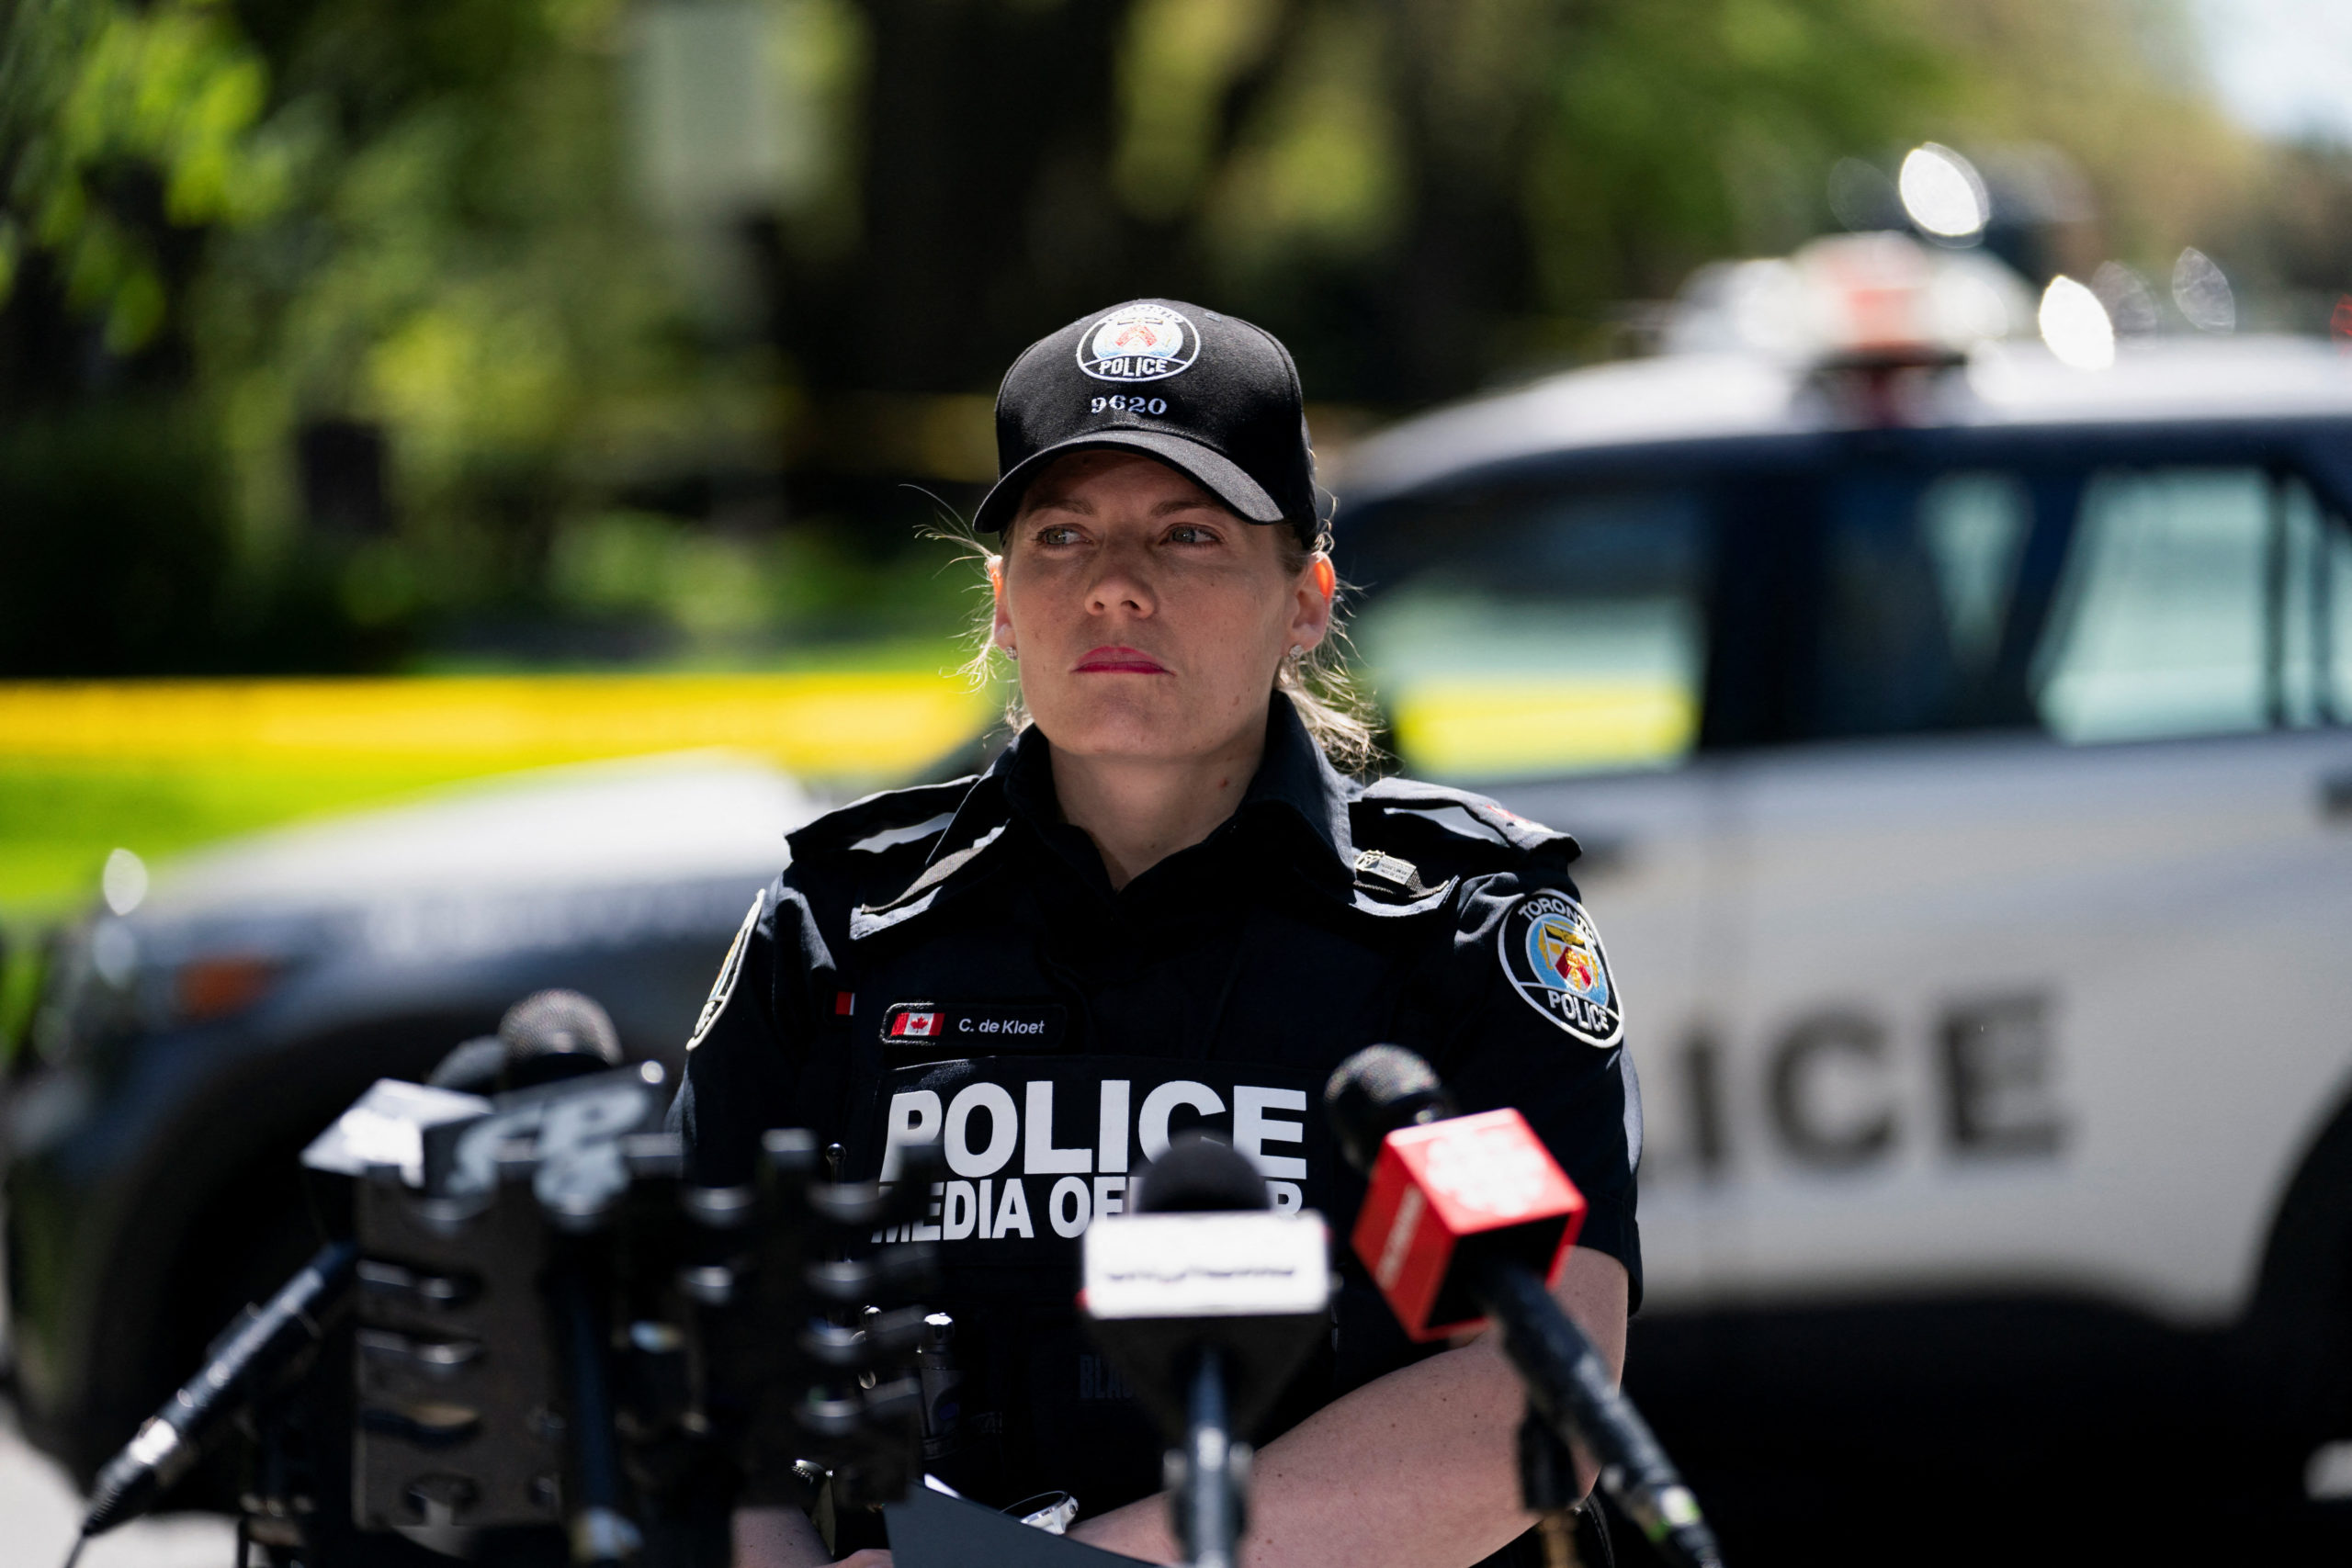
[6,0,2350,931]
[6,0,2352,1562]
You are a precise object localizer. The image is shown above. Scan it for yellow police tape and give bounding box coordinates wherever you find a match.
[0,672,998,779]
[0,672,1702,782]
[1388,678,1696,778]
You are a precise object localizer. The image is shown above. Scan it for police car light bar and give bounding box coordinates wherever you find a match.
[1669,232,2036,370]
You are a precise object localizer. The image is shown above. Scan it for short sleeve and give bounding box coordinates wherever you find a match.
[667,873,826,1190]
[1438,869,1645,1312]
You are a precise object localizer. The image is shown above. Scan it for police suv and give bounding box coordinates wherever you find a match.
[1329,233,2352,1556]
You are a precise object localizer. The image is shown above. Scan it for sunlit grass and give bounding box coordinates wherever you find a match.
[0,756,522,1052]
[0,757,521,916]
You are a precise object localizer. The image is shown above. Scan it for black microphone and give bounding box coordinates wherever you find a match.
[1325,1043,1455,1174]
[498,987,624,1089]
[1137,1141,1263,1568]
[424,1033,504,1093]
[423,990,624,1096]
[1324,1046,1724,1568]
[1082,1134,1329,1568]
[78,1238,359,1541]
[1132,1134,1275,1215]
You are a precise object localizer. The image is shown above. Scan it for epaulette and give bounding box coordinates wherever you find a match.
[784,775,983,863]
[1344,845,1456,916]
[1352,776,1582,864]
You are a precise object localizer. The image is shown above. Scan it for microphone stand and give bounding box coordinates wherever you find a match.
[550,1257,642,1566]
[1475,1259,1712,1568]
[1517,1416,1585,1568]
[1177,1346,1244,1568]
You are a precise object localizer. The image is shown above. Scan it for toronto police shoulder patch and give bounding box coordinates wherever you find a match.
[1498,889,1623,1047]
[686,891,763,1052]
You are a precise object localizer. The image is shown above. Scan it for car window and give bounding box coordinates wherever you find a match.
[1807,468,2036,739]
[1347,454,2351,774]
[2030,468,2348,744]
[1924,473,2032,674]
[1348,485,1709,781]
[2280,476,2352,728]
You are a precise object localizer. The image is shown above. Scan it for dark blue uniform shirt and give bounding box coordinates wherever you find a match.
[669,695,1642,1547]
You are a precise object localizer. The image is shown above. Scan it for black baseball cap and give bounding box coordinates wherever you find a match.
[974,299,1322,544]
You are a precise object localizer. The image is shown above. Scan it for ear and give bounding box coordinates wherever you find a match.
[988,555,1015,656]
[1290,551,1337,653]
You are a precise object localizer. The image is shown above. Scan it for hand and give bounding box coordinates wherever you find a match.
[734,1504,855,1568]
[1069,1498,1179,1563]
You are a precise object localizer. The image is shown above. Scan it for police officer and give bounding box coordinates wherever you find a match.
[671,300,1641,1568]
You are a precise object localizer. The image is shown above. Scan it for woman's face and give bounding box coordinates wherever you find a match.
[993,449,1331,764]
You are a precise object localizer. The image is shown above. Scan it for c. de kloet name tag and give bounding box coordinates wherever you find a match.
[882,999,1069,1051]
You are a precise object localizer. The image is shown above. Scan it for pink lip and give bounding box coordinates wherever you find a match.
[1073,645,1170,674]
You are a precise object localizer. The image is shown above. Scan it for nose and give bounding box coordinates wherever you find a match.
[1085,534,1156,619]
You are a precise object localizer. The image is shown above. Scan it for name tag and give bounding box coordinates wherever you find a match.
[882,999,1069,1052]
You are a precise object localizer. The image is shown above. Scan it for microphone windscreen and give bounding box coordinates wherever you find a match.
[1132,1132,1270,1213]
[1324,1044,1457,1175]
[424,1034,507,1094]
[498,989,623,1088]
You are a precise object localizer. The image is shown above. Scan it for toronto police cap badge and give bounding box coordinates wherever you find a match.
[1498,889,1623,1047]
[1077,302,1200,382]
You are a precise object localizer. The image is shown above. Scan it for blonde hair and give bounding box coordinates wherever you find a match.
[933,511,1383,779]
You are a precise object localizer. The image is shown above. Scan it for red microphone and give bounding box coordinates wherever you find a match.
[1351,1107,1586,1341]
[1325,1046,1724,1568]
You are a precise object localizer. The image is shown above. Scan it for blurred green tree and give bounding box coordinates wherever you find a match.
[0,0,2317,675]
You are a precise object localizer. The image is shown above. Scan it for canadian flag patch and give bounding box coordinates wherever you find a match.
[889,1008,941,1039]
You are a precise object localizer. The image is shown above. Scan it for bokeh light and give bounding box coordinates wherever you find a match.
[99,847,148,916]
[2091,262,2161,334]
[1897,143,1990,240]
[2038,275,2116,368]
[2172,246,2238,332]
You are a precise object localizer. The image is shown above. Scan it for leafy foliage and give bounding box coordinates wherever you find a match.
[0,0,2329,676]
[1,0,288,353]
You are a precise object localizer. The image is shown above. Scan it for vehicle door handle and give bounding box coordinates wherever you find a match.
[2324,771,2352,823]
[1573,832,1634,879]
